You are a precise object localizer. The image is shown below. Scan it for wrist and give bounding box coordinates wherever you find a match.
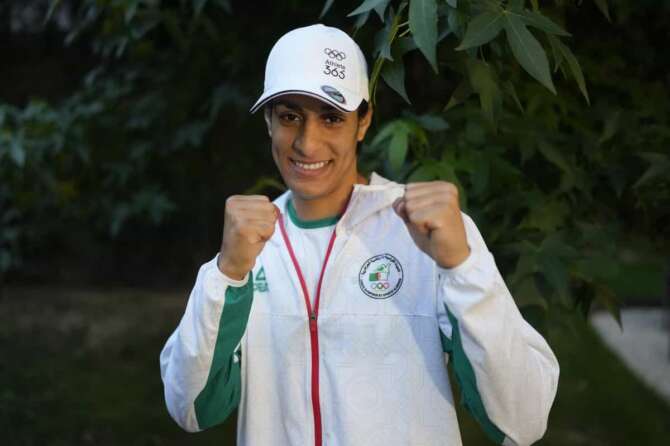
[436,246,471,270]
[217,254,249,281]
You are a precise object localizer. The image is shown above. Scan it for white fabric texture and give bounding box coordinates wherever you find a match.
[283,204,337,307]
[160,172,560,445]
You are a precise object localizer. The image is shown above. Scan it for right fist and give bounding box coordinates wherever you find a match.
[217,195,278,280]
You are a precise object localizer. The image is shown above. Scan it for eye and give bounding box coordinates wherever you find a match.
[279,112,301,123]
[323,114,344,124]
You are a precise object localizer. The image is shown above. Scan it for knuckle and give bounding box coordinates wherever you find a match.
[404,199,418,213]
[443,182,458,195]
[225,194,240,206]
[225,195,242,213]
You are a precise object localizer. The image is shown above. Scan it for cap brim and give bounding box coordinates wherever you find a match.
[249,82,363,114]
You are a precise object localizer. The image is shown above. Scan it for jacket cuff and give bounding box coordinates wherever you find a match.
[436,247,499,316]
[437,243,480,279]
[207,254,251,289]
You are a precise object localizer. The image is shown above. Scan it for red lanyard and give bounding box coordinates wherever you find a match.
[277,212,338,322]
[276,196,348,446]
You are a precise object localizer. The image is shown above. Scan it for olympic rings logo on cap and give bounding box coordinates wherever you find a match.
[324,48,346,61]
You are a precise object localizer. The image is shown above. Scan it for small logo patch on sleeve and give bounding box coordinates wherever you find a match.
[254,266,269,293]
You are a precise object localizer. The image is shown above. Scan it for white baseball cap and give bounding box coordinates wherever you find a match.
[249,24,370,114]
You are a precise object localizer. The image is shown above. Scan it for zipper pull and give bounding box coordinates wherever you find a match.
[309,311,317,331]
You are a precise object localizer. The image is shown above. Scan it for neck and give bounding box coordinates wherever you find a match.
[291,172,368,221]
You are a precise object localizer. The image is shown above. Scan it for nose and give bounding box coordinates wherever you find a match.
[292,117,323,158]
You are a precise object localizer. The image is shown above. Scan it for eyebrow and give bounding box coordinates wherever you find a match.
[274,99,341,113]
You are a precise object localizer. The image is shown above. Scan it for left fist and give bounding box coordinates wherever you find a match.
[392,181,470,269]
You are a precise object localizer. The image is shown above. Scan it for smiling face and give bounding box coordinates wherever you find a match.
[264,94,373,211]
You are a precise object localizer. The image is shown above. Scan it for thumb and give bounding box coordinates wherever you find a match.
[392,197,410,224]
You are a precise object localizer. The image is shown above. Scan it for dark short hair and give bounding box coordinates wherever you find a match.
[264,99,369,119]
[357,100,369,118]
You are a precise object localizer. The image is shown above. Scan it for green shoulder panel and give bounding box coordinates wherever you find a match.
[194,274,254,430]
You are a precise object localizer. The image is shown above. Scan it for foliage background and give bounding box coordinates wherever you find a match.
[1,0,669,444]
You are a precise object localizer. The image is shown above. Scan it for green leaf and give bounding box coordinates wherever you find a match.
[396,36,418,55]
[634,152,670,188]
[517,10,571,36]
[593,0,612,22]
[547,33,564,73]
[374,25,394,61]
[507,0,525,11]
[574,255,620,282]
[503,80,524,112]
[348,0,388,16]
[381,58,411,104]
[389,127,409,171]
[447,7,467,39]
[466,59,501,125]
[45,0,62,24]
[598,110,621,144]
[412,114,449,131]
[194,0,208,17]
[549,36,590,104]
[514,275,549,310]
[319,0,336,19]
[455,11,504,51]
[538,251,570,305]
[409,0,439,73]
[353,10,371,31]
[9,139,26,167]
[521,199,569,232]
[444,80,473,111]
[595,285,622,329]
[371,121,397,147]
[470,152,490,195]
[373,0,392,21]
[537,141,573,174]
[408,161,441,182]
[503,12,556,94]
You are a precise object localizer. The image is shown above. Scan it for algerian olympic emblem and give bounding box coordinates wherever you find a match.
[358,253,403,299]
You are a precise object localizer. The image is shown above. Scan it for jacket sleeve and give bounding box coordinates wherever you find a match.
[159,254,254,432]
[437,213,559,446]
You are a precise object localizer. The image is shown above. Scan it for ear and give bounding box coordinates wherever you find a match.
[264,106,273,138]
[356,104,374,142]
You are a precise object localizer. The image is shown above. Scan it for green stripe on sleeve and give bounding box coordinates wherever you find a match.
[194,274,254,430]
[443,303,507,445]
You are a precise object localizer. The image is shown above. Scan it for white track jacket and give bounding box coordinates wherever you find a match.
[160,173,559,446]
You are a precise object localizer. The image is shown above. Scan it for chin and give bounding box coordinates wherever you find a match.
[286,182,330,201]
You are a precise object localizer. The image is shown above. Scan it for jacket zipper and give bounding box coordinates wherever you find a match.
[278,213,338,446]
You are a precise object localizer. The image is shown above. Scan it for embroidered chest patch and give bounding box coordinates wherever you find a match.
[358,253,404,299]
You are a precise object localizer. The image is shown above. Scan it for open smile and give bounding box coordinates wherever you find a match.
[290,158,333,174]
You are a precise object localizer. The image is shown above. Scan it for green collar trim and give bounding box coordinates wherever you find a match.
[287,199,340,229]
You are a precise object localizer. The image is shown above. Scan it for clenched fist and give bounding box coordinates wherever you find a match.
[217,195,279,280]
[392,181,470,269]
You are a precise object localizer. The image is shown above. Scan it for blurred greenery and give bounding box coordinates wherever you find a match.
[1,0,668,323]
[1,286,668,444]
[1,1,669,443]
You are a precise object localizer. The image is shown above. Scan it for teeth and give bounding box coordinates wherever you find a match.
[294,160,329,170]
